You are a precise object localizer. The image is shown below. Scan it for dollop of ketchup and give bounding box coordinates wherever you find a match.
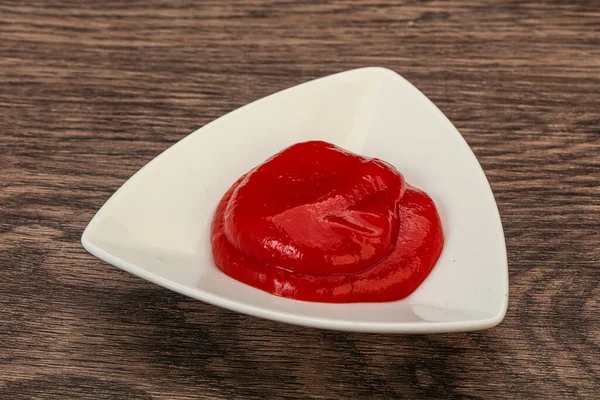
[211,141,443,303]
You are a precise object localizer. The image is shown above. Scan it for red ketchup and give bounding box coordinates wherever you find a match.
[211,141,444,303]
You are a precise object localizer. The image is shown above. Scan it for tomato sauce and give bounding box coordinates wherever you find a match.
[211,141,443,303]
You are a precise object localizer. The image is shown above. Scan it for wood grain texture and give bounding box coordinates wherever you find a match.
[1,0,599,398]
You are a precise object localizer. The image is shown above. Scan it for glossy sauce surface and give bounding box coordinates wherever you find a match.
[211,141,444,303]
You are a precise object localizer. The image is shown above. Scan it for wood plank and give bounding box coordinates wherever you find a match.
[1,1,599,398]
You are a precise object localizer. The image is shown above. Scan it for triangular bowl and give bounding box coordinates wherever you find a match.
[82,67,508,333]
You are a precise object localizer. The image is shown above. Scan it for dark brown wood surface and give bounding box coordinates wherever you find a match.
[1,1,599,398]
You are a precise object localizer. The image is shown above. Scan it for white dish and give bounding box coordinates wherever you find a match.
[82,67,508,333]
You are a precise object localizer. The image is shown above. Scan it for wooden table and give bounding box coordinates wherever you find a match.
[1,1,598,398]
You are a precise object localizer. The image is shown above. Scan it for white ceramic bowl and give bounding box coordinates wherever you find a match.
[82,67,508,333]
